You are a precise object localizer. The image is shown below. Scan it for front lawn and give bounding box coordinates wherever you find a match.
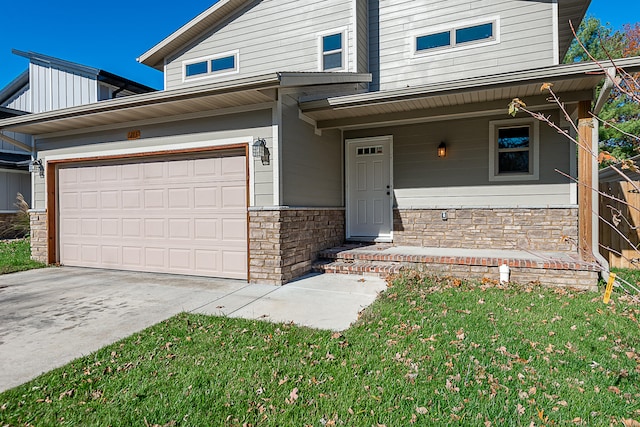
[0,238,45,274]
[1,273,639,426]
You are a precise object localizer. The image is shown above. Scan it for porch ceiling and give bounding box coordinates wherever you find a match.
[301,58,640,130]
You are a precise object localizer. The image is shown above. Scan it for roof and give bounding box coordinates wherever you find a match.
[10,50,156,94]
[138,0,250,70]
[139,0,591,70]
[0,70,29,106]
[0,72,371,135]
[0,106,28,119]
[599,155,640,183]
[300,57,640,130]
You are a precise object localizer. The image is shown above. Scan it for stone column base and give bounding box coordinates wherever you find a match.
[29,210,47,263]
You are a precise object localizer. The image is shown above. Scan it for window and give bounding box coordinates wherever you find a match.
[319,30,346,71]
[415,20,497,53]
[183,51,239,80]
[489,119,539,181]
[185,61,208,77]
[416,32,451,51]
[456,23,493,45]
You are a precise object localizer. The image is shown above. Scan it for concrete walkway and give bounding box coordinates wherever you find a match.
[0,267,386,392]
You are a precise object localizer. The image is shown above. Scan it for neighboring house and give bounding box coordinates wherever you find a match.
[0,50,155,220]
[1,0,638,287]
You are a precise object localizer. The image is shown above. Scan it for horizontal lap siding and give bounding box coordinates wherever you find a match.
[345,112,573,208]
[375,0,555,90]
[281,93,343,206]
[165,0,355,90]
[34,110,274,210]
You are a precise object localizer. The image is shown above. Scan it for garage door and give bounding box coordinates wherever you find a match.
[58,152,247,279]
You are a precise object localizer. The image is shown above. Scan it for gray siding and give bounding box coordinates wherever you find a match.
[372,0,556,90]
[34,109,274,210]
[0,130,30,154]
[0,170,30,211]
[165,0,358,90]
[356,0,369,74]
[280,92,343,206]
[345,111,574,208]
[30,62,97,113]
[2,83,30,112]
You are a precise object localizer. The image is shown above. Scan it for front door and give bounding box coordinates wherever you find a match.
[346,136,393,241]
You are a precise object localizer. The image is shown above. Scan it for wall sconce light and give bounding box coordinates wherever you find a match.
[252,138,270,165]
[437,141,447,158]
[29,159,44,178]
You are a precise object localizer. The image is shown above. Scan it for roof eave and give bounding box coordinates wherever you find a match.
[138,0,247,70]
[301,58,640,112]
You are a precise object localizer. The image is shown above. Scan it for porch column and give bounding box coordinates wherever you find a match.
[578,100,595,261]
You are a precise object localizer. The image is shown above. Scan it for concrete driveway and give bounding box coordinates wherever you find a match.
[0,267,386,392]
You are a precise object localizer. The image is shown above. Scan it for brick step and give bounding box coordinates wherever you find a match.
[317,247,597,272]
[312,259,404,277]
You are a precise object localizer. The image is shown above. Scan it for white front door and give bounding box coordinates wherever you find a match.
[346,136,393,241]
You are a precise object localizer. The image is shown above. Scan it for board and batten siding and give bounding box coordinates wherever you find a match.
[372,0,556,90]
[0,170,30,211]
[2,83,31,112]
[165,0,360,90]
[29,62,98,113]
[33,109,275,210]
[344,112,574,208]
[280,92,343,207]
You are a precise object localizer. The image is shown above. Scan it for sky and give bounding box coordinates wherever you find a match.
[0,0,638,92]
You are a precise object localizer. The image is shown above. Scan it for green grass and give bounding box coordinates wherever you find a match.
[1,273,639,426]
[0,238,45,274]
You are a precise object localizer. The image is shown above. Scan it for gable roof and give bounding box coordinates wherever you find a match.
[138,0,249,70]
[139,0,592,71]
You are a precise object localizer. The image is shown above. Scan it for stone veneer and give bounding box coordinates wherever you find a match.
[29,210,48,263]
[249,208,345,285]
[394,208,578,253]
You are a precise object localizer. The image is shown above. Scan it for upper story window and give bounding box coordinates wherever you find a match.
[415,19,498,54]
[489,118,539,182]
[183,50,239,81]
[318,29,347,71]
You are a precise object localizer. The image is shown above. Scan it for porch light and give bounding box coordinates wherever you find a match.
[253,138,270,165]
[29,159,44,178]
[437,141,447,158]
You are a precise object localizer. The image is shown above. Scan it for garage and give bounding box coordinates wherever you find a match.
[57,150,248,279]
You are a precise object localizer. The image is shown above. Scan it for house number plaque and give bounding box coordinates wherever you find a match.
[127,130,141,140]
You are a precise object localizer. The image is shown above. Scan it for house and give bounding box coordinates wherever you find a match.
[0,50,155,227]
[1,0,638,288]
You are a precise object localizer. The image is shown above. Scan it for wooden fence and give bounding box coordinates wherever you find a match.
[599,180,640,269]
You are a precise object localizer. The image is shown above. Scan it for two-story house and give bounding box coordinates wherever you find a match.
[0,50,154,229]
[1,0,637,288]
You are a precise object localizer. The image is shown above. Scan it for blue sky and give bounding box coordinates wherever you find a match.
[0,0,637,91]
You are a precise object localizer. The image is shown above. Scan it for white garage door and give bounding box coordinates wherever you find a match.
[58,153,247,279]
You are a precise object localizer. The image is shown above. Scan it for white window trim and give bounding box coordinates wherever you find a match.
[489,118,539,182]
[317,27,349,72]
[411,16,500,58]
[182,49,240,82]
